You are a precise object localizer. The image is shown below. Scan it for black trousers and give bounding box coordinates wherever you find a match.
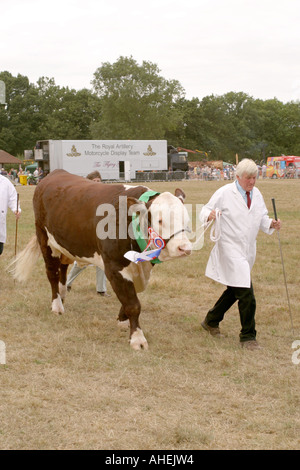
[0,242,3,255]
[205,284,256,342]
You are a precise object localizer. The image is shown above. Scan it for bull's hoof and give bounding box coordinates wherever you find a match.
[51,296,65,315]
[130,328,149,350]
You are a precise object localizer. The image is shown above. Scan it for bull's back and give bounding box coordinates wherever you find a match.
[34,170,114,224]
[33,170,148,248]
[34,170,148,221]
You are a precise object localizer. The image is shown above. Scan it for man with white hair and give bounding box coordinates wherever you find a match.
[199,158,281,350]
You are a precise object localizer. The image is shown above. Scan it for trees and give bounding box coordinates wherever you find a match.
[35,77,101,141]
[91,56,184,140]
[0,71,39,155]
[175,92,300,162]
[0,73,100,155]
[168,92,254,161]
[0,59,299,162]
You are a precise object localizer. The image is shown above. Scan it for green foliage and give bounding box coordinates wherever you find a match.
[0,57,299,161]
[172,92,300,162]
[0,72,100,155]
[91,56,184,139]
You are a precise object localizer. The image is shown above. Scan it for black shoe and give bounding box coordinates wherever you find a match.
[97,292,110,297]
[241,340,262,350]
[201,320,223,337]
[67,286,71,292]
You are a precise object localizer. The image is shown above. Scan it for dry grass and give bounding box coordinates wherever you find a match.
[0,178,300,450]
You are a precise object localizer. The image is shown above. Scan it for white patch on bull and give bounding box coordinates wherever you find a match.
[52,294,65,315]
[119,261,153,293]
[150,192,192,261]
[130,328,148,350]
[45,227,104,269]
[123,184,149,191]
[119,266,133,282]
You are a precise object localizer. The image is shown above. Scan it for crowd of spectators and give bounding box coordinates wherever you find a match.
[188,163,300,180]
[188,164,236,180]
[0,166,44,184]
[1,162,300,184]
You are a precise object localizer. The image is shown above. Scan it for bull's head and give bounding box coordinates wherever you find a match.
[149,189,192,261]
[127,188,192,263]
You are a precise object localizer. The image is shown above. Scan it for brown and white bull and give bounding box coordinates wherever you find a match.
[12,170,192,349]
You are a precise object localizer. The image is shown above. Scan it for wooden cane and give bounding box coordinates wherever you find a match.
[272,198,294,335]
[14,193,19,257]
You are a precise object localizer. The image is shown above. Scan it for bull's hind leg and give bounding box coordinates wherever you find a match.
[58,256,72,302]
[107,270,148,350]
[46,254,64,315]
[36,226,64,315]
[59,263,69,302]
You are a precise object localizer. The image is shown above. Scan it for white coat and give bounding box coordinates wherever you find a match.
[199,182,274,288]
[0,175,20,243]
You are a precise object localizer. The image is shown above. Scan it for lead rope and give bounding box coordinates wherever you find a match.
[209,208,221,242]
[192,208,221,248]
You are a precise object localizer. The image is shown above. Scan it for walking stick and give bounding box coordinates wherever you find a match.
[271,198,294,335]
[14,193,19,257]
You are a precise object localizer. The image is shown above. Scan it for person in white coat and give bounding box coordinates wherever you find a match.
[199,158,281,350]
[0,174,21,255]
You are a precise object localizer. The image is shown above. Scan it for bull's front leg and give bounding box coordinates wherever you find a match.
[117,305,130,330]
[125,299,148,351]
[108,270,148,350]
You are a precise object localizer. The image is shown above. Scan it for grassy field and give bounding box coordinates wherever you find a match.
[0,178,299,450]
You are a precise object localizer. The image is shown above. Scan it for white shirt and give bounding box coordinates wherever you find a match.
[0,175,20,243]
[235,179,252,206]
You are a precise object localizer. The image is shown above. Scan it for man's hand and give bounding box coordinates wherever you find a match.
[208,210,222,221]
[270,218,281,230]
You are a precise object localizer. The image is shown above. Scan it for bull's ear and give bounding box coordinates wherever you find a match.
[112,196,145,222]
[112,196,142,211]
[114,196,147,233]
[126,197,144,210]
[175,188,185,204]
[126,197,147,219]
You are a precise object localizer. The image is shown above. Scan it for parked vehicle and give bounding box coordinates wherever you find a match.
[266,156,300,178]
[167,146,189,171]
[33,140,189,180]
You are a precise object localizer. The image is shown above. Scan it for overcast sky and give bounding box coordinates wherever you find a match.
[1,0,299,102]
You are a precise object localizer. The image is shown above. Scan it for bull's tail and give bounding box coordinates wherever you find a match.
[9,235,41,282]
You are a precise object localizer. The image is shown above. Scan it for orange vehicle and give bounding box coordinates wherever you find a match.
[266,156,300,178]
